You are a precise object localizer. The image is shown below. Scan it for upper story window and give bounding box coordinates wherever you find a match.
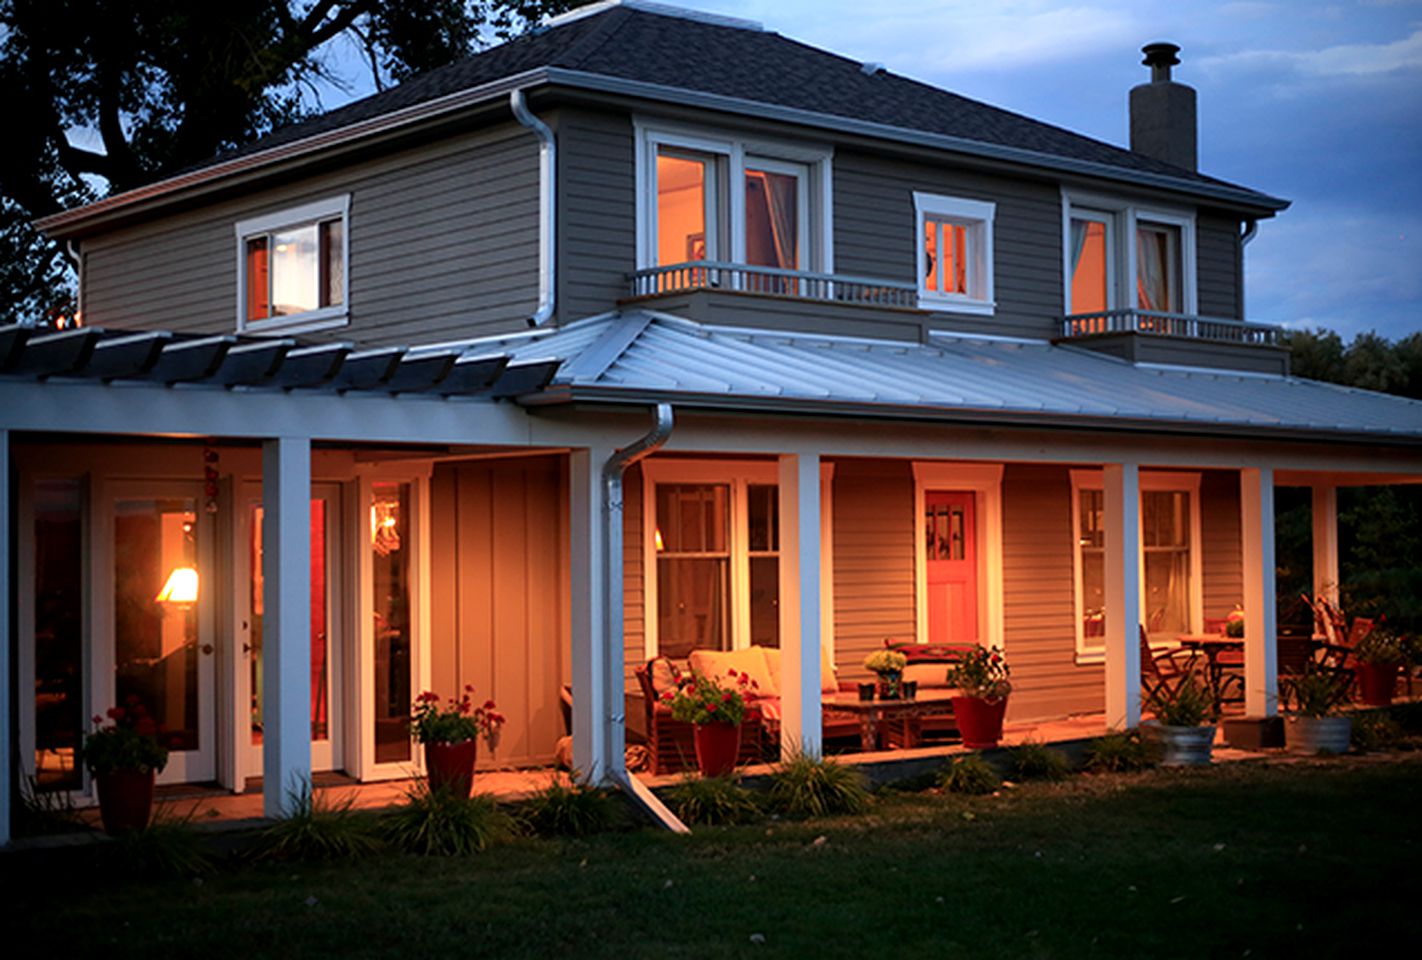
[637,122,831,276]
[914,193,995,315]
[1063,191,1196,316]
[236,196,350,334]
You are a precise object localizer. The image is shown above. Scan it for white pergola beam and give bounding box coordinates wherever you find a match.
[778,452,823,758]
[1311,484,1340,605]
[262,437,312,818]
[569,449,611,784]
[1103,462,1142,729]
[1241,467,1279,717]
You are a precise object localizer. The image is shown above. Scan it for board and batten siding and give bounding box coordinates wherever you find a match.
[81,124,541,345]
[1196,212,1244,319]
[430,455,565,769]
[834,150,1066,341]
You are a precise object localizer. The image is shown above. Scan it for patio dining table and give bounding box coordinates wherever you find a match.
[1177,634,1245,709]
[820,689,958,752]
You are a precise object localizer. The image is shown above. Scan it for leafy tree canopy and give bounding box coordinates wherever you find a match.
[0,0,585,323]
[1285,327,1422,400]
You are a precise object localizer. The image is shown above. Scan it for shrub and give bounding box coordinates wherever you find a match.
[519,773,618,837]
[937,753,1000,795]
[1352,712,1405,752]
[383,783,513,856]
[1008,740,1072,781]
[1084,731,1153,773]
[104,804,214,879]
[767,752,871,818]
[665,773,762,825]
[252,781,381,861]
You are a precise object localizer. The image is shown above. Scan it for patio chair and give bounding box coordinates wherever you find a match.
[634,662,765,775]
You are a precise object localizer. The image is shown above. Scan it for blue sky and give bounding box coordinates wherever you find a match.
[318,0,1422,341]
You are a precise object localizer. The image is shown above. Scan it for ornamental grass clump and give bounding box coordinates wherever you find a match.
[767,752,871,819]
[1008,740,1073,781]
[1147,674,1216,727]
[519,773,618,837]
[937,753,1000,795]
[253,780,381,862]
[104,804,214,879]
[383,782,513,856]
[665,773,762,826]
[1084,731,1154,773]
[1281,664,1352,718]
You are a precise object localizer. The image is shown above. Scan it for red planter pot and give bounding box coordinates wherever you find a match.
[693,721,742,777]
[425,740,479,798]
[1357,662,1400,707]
[952,696,1008,749]
[95,768,156,835]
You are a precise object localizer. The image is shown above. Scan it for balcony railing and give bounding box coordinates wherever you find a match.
[1061,309,1282,347]
[628,260,919,309]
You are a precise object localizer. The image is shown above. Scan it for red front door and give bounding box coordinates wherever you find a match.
[926,491,977,645]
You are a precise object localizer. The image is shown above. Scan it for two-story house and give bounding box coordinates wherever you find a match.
[4,1,1420,838]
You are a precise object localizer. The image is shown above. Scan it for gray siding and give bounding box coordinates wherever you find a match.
[1197,212,1243,319]
[555,107,637,325]
[82,124,541,345]
[1201,470,1243,620]
[430,456,566,768]
[835,150,1066,340]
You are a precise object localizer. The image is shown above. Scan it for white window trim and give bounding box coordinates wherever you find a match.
[235,195,351,336]
[911,462,1004,652]
[1070,469,1203,664]
[1060,189,1197,316]
[634,119,834,274]
[913,193,996,315]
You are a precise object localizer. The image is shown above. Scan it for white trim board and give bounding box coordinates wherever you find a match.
[911,462,1004,653]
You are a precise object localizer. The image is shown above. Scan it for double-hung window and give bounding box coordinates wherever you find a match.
[236,196,350,334]
[914,193,995,314]
[643,461,781,660]
[1070,470,1203,660]
[638,123,830,283]
[1063,192,1196,317]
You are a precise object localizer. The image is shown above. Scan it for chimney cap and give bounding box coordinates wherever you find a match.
[1141,42,1181,67]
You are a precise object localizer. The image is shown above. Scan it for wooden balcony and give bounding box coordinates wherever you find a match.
[1061,308,1283,346]
[628,260,919,308]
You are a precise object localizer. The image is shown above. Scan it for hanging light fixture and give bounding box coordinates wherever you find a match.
[156,566,200,604]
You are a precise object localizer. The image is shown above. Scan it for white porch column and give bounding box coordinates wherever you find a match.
[262,437,311,818]
[1311,483,1340,605]
[1241,468,1279,717]
[778,452,823,758]
[1,430,11,846]
[569,449,613,784]
[1103,462,1142,729]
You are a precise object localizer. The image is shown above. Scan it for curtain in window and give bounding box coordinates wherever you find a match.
[1069,218,1089,277]
[1136,227,1169,311]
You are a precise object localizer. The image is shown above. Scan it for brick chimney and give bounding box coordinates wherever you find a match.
[1129,42,1197,171]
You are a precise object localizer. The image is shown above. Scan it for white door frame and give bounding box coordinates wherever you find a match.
[912,463,1005,651]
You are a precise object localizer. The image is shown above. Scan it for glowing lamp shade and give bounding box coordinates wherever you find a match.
[654,528,665,552]
[156,566,200,604]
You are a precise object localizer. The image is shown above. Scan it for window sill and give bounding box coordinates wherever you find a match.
[1075,649,1105,666]
[239,308,350,337]
[918,296,996,317]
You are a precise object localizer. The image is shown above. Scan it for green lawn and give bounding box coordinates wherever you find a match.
[7,756,1421,959]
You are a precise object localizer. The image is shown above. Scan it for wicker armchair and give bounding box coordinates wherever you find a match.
[633,664,765,775]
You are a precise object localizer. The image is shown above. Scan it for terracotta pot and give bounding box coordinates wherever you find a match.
[952,695,1007,749]
[95,768,156,835]
[425,739,479,798]
[1159,724,1216,766]
[1356,662,1400,707]
[1286,716,1352,755]
[693,721,742,777]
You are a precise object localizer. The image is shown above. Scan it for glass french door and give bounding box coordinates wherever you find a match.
[103,481,217,785]
[239,482,343,776]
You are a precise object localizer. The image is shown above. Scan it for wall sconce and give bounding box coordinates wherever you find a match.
[156,566,200,604]
[654,528,665,552]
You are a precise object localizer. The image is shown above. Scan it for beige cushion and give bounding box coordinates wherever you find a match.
[903,662,951,689]
[688,647,778,698]
[648,657,682,696]
[761,646,840,694]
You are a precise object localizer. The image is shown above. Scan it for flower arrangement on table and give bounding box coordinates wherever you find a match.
[863,649,909,699]
[663,670,756,726]
[411,685,505,747]
[80,697,170,776]
[944,645,1012,701]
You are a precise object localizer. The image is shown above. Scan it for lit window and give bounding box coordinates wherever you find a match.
[1136,221,1182,311]
[235,196,349,333]
[1068,212,1112,314]
[1063,195,1196,317]
[914,193,995,314]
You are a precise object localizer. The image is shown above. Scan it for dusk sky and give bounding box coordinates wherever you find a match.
[317,0,1422,341]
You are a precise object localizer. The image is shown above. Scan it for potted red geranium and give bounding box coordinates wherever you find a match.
[945,645,1012,749]
[1354,624,1405,707]
[663,669,756,776]
[79,696,170,835]
[411,686,505,798]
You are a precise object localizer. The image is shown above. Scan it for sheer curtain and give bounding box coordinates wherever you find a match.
[1136,227,1168,310]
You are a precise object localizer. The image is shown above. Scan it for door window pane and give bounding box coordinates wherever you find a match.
[749,556,779,648]
[1143,490,1191,635]
[33,479,84,791]
[1078,489,1105,642]
[1069,217,1110,313]
[657,557,729,657]
[372,483,411,763]
[114,498,200,752]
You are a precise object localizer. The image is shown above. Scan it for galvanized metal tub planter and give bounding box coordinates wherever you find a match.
[1159,724,1216,766]
[1285,716,1352,755]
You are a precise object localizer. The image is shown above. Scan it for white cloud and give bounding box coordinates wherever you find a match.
[1199,26,1422,78]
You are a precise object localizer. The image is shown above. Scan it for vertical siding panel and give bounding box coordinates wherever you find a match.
[429,467,458,697]
[490,468,530,763]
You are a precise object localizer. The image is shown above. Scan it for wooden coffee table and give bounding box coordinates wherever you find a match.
[822,690,958,751]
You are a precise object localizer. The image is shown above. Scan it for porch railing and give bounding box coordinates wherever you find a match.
[1061,309,1283,347]
[628,260,920,309]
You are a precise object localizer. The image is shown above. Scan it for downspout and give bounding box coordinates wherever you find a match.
[1240,219,1259,247]
[602,403,687,832]
[510,88,556,327]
